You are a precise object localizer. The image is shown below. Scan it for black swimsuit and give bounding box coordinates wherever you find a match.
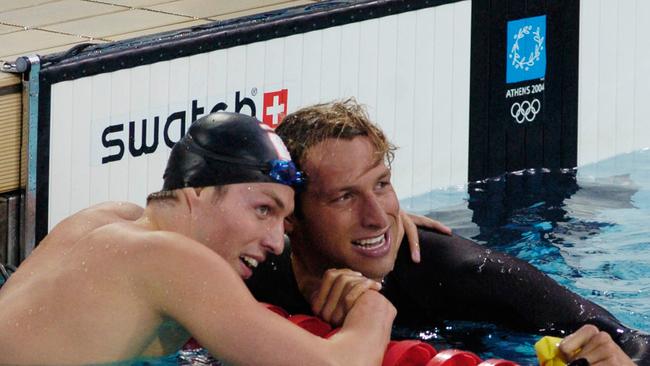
[247,228,650,364]
[0,263,14,289]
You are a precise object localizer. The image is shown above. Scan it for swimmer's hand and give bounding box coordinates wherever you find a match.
[559,325,636,366]
[309,268,382,327]
[400,210,452,263]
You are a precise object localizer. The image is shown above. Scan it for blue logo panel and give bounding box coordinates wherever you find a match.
[506,15,546,83]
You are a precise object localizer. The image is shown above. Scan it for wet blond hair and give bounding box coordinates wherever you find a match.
[275,98,396,171]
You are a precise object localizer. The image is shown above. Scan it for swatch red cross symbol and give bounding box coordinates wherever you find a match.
[262,89,288,128]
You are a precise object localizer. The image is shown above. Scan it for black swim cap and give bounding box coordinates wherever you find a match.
[162,112,303,190]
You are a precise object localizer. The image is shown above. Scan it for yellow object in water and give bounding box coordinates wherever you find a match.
[534,336,566,366]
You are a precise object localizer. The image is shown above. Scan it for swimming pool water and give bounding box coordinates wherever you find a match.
[399,148,650,363]
[155,149,650,365]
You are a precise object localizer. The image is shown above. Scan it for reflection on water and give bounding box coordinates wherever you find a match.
[400,149,650,362]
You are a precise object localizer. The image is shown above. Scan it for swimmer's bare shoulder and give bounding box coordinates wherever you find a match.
[0,221,239,363]
[51,201,143,235]
[32,202,144,254]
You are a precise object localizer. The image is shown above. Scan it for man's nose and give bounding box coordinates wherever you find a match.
[262,222,285,255]
[360,194,390,229]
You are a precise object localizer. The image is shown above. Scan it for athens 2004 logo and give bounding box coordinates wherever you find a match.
[506,15,546,84]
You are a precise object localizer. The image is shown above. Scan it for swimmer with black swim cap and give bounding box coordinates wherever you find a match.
[0,111,395,366]
[161,112,303,191]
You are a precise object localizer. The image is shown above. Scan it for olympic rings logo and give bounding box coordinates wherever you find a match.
[510,98,541,123]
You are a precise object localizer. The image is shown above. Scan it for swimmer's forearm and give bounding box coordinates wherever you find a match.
[153,246,394,366]
[324,291,396,366]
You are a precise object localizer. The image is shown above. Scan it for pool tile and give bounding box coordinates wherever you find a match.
[0,0,122,28]
[208,0,316,20]
[0,24,21,35]
[0,0,59,13]
[43,8,190,39]
[150,0,314,19]
[0,29,85,60]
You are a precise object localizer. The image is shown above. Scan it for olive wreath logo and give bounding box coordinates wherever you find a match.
[509,25,545,71]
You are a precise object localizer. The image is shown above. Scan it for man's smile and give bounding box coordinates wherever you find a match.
[351,230,391,257]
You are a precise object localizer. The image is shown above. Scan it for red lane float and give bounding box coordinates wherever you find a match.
[183,303,520,366]
[383,340,438,366]
[426,350,517,366]
[287,314,332,337]
[427,349,481,366]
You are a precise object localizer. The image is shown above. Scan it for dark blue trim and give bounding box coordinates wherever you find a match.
[38,0,464,84]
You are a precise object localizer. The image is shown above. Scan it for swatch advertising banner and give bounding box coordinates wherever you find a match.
[35,0,471,236]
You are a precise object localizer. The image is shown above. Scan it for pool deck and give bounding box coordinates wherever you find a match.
[0,0,318,86]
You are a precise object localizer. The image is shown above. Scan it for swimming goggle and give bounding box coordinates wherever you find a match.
[266,159,305,187]
[183,137,305,187]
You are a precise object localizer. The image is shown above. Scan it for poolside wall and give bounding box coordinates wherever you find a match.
[12,0,650,257]
[39,0,472,237]
[577,0,650,168]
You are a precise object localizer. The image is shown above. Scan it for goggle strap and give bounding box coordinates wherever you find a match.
[182,136,303,186]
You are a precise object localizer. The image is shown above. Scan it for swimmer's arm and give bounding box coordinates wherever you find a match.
[418,232,629,333]
[408,231,649,361]
[140,236,394,366]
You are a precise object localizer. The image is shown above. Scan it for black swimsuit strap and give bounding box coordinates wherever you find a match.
[0,263,10,282]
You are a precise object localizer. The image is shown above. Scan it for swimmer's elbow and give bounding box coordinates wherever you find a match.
[319,346,384,366]
[321,326,391,365]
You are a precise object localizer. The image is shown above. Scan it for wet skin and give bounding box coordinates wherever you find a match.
[288,136,401,282]
[193,184,292,279]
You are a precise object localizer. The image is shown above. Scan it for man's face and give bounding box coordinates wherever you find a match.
[292,136,401,281]
[194,183,294,280]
